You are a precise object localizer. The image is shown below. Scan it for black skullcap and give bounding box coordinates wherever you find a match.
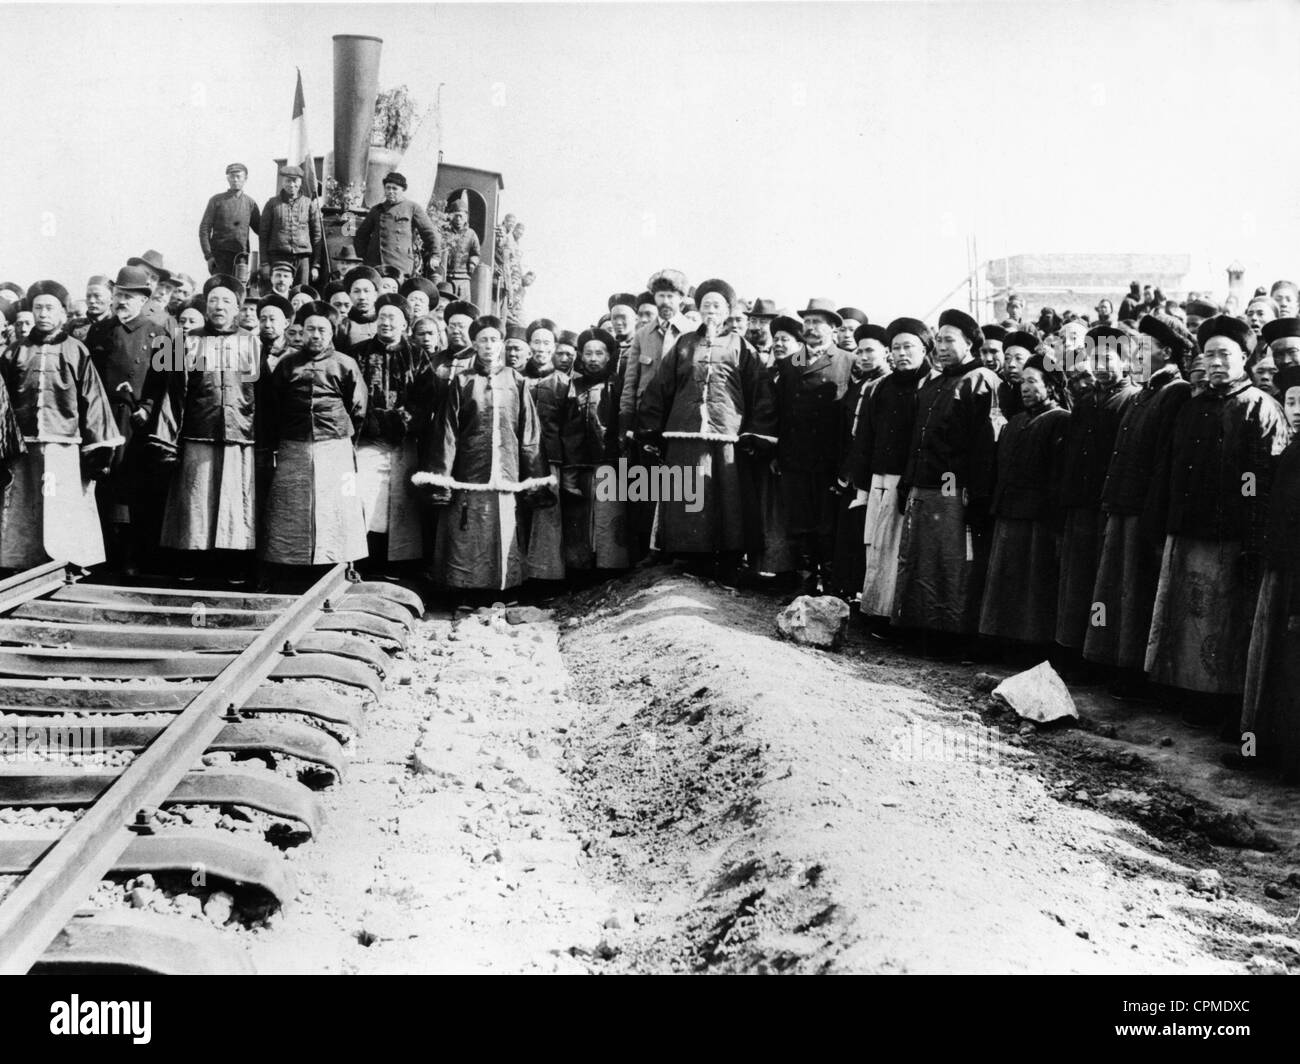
[375,293,411,321]
[1262,318,1300,346]
[526,318,558,341]
[343,265,382,291]
[854,323,889,346]
[981,324,1008,345]
[294,300,338,329]
[886,317,934,350]
[469,315,504,340]
[694,278,736,309]
[256,294,293,319]
[1196,314,1255,355]
[937,308,982,349]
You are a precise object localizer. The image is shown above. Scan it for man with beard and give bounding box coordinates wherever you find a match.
[845,318,937,634]
[147,275,261,584]
[606,293,639,380]
[199,162,262,276]
[0,281,116,571]
[1054,326,1141,673]
[72,275,115,342]
[1146,316,1290,732]
[413,315,553,593]
[619,268,694,564]
[334,266,382,354]
[775,299,855,594]
[637,278,777,585]
[85,264,179,573]
[831,322,890,602]
[1083,312,1193,696]
[835,307,868,353]
[125,250,175,325]
[352,293,432,571]
[892,309,1003,655]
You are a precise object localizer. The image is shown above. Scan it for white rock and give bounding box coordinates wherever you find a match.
[993,662,1078,723]
[204,891,234,926]
[1246,954,1288,975]
[775,596,850,650]
[1191,869,1223,895]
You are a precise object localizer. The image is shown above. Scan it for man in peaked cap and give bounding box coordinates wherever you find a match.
[441,192,481,302]
[84,264,179,573]
[259,165,322,287]
[1145,315,1290,728]
[200,163,262,276]
[356,171,442,283]
[836,307,868,352]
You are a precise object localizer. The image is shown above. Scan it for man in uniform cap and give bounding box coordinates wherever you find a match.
[619,268,694,564]
[267,260,295,300]
[258,165,322,287]
[0,281,117,571]
[836,307,868,352]
[355,172,442,283]
[441,192,481,302]
[147,274,262,583]
[199,163,262,276]
[84,264,180,573]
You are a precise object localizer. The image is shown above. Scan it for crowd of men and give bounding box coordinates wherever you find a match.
[2,160,1299,782]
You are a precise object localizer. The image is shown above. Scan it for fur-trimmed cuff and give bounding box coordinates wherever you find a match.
[662,430,740,443]
[410,470,559,493]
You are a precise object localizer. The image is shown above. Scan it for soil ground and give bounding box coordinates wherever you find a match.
[247,565,1300,974]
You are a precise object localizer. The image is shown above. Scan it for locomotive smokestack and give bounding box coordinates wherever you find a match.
[332,34,383,190]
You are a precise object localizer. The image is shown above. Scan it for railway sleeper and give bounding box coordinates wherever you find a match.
[31,909,256,975]
[0,647,384,697]
[0,716,347,783]
[0,679,366,738]
[0,766,322,837]
[0,829,296,915]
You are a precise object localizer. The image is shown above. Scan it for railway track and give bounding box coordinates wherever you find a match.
[0,560,422,974]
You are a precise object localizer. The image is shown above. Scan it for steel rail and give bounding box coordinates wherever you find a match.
[0,560,72,614]
[0,562,351,974]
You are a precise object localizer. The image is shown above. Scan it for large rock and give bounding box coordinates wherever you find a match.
[993,662,1078,724]
[775,596,850,650]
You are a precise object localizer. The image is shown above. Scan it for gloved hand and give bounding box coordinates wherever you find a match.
[738,435,775,459]
[80,448,114,482]
[896,482,911,515]
[520,483,557,510]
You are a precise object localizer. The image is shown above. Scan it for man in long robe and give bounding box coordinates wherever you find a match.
[412,315,554,592]
[0,280,117,571]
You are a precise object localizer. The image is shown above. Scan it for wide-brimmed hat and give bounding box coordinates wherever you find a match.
[796,298,842,327]
[749,297,778,318]
[127,249,171,280]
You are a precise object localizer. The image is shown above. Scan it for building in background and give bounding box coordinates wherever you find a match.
[982,253,1192,321]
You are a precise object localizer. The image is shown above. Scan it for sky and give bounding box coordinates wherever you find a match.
[2,0,1299,329]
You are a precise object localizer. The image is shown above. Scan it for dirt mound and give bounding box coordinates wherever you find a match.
[558,569,1299,974]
